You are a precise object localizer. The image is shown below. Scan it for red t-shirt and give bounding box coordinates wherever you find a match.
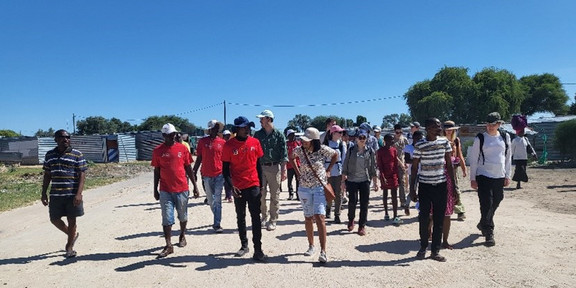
[151,142,193,193]
[286,139,301,169]
[196,136,226,177]
[222,136,263,190]
[376,146,399,189]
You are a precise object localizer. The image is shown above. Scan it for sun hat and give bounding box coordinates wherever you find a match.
[300,127,320,142]
[161,123,177,134]
[443,120,460,130]
[207,120,224,132]
[256,110,274,119]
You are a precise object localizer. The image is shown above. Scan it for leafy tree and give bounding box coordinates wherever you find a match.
[570,94,576,115]
[404,80,432,123]
[309,115,350,131]
[520,74,570,115]
[286,114,311,132]
[0,130,19,137]
[472,67,524,122]
[355,115,367,126]
[381,113,413,128]
[35,128,55,137]
[138,115,199,135]
[429,66,478,123]
[554,119,576,160]
[77,116,109,135]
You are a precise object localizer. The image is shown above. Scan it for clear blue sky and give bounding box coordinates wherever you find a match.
[1,1,575,136]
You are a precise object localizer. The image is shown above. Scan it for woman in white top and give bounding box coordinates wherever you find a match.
[511,130,536,189]
[469,112,512,247]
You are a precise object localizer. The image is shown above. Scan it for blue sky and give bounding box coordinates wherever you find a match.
[1,1,575,136]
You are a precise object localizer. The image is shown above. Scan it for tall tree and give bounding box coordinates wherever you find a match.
[355,115,367,126]
[570,94,576,115]
[138,115,198,135]
[404,80,432,123]
[286,114,311,132]
[429,66,478,123]
[35,128,55,137]
[77,116,109,135]
[473,67,524,122]
[519,73,570,115]
[0,130,19,137]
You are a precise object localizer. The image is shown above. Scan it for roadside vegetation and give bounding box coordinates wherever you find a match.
[0,162,152,212]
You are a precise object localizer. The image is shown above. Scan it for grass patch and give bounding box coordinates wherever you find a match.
[0,162,152,212]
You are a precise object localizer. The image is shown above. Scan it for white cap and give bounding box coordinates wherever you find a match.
[373,126,381,133]
[286,129,296,136]
[223,130,231,135]
[300,127,320,142]
[161,123,177,134]
[256,110,274,119]
[207,120,224,131]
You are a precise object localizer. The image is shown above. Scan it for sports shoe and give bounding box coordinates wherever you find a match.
[252,250,268,262]
[358,227,366,236]
[457,213,466,221]
[347,220,355,232]
[416,249,426,260]
[304,245,315,256]
[266,221,276,231]
[234,247,249,257]
[393,217,404,226]
[342,197,348,205]
[384,214,390,221]
[261,219,268,228]
[485,235,496,247]
[318,251,328,263]
[214,226,224,233]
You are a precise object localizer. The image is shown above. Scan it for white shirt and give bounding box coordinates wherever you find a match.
[469,132,512,180]
[511,136,533,161]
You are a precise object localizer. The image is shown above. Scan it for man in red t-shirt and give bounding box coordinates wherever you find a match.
[285,129,301,200]
[193,120,227,233]
[151,123,199,258]
[222,116,267,262]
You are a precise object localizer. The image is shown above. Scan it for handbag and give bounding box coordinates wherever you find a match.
[301,149,336,202]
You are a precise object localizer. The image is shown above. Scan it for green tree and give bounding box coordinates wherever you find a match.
[309,115,348,131]
[570,94,576,115]
[554,119,576,159]
[0,130,19,137]
[286,114,311,132]
[139,115,199,135]
[429,66,478,123]
[35,128,55,137]
[355,115,367,126]
[77,116,109,135]
[472,67,524,122]
[404,80,432,123]
[381,113,412,128]
[520,74,570,115]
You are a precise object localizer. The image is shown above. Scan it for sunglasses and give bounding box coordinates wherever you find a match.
[395,131,402,134]
[57,135,71,139]
[358,136,367,140]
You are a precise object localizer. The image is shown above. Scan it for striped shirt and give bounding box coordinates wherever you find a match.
[43,147,88,196]
[413,137,452,184]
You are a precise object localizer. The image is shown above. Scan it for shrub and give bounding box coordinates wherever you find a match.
[554,119,576,160]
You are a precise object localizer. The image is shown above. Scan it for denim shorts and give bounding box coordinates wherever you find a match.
[298,186,326,217]
[49,195,84,220]
[160,191,189,226]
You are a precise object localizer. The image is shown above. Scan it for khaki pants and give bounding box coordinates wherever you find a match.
[260,164,281,222]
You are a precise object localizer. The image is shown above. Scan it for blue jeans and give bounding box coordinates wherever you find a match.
[203,175,224,227]
[298,186,326,217]
[160,191,189,226]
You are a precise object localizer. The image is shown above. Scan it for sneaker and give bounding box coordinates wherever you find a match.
[342,197,348,205]
[347,220,355,232]
[234,247,249,257]
[334,215,341,224]
[304,245,315,256]
[358,227,366,236]
[288,194,293,200]
[261,219,268,228]
[384,214,390,221]
[158,245,174,258]
[416,249,426,260]
[318,251,328,263]
[214,226,224,233]
[457,213,466,221]
[266,222,276,231]
[392,217,404,226]
[326,212,332,219]
[252,250,268,262]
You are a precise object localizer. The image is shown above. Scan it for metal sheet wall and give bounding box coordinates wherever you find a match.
[70,135,107,163]
[117,134,137,162]
[135,131,163,161]
[0,137,40,165]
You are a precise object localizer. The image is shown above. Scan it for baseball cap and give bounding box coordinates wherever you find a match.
[207,120,224,132]
[286,129,296,136]
[222,130,231,135]
[233,116,255,128]
[410,122,421,128]
[300,127,320,142]
[373,126,382,133]
[256,110,274,119]
[486,112,505,124]
[330,125,344,133]
[359,122,371,132]
[161,123,177,134]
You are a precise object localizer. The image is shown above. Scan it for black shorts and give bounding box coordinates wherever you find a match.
[49,195,84,220]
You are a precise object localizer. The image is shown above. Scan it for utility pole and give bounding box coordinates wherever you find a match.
[223,100,227,125]
[73,113,76,134]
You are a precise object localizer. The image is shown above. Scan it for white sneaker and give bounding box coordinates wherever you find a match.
[266,221,276,231]
[261,219,267,228]
[393,217,404,225]
[318,251,327,263]
[304,245,315,256]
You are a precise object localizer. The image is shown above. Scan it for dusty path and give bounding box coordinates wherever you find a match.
[1,170,575,288]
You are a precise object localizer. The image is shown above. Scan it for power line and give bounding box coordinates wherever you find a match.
[228,95,403,108]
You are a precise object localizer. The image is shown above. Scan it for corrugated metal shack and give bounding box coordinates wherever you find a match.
[135,131,163,161]
[0,133,143,165]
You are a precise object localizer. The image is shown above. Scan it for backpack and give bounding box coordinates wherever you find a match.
[476,131,508,164]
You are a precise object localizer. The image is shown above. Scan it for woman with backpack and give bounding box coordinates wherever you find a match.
[469,112,512,247]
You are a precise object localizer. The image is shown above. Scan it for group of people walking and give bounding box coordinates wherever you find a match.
[40,110,536,263]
